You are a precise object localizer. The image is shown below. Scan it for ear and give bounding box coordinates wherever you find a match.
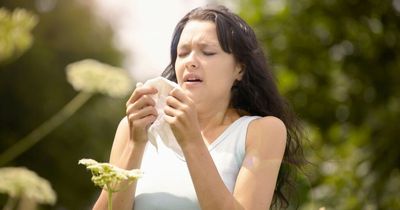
[234,63,245,81]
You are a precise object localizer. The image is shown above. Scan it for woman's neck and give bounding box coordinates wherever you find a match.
[197,107,239,132]
[196,107,240,145]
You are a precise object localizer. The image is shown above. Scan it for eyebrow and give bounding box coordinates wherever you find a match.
[178,41,219,49]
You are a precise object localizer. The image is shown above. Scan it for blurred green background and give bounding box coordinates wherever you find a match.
[1,0,399,209]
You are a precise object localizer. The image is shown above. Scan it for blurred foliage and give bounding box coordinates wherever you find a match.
[0,167,56,209]
[66,59,133,98]
[237,0,400,209]
[0,58,133,166]
[0,7,38,64]
[0,0,128,209]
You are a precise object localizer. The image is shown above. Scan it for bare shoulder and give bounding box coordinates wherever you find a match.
[251,116,286,132]
[117,116,130,130]
[246,116,287,154]
[113,116,130,140]
[235,116,287,208]
[109,116,130,163]
[115,116,130,143]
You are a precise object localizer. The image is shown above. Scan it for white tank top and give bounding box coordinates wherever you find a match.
[134,116,260,210]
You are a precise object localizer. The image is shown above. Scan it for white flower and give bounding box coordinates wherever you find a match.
[66,59,133,98]
[79,158,143,192]
[0,167,56,205]
[78,158,98,166]
[0,8,38,62]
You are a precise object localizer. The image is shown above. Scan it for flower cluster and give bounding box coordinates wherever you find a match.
[66,59,133,98]
[0,167,56,205]
[0,8,38,63]
[78,158,143,192]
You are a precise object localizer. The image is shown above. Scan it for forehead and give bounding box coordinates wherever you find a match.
[178,20,219,46]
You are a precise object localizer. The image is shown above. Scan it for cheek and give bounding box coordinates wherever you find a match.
[214,66,237,86]
[174,60,184,84]
[208,73,235,93]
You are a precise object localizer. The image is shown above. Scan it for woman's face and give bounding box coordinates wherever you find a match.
[175,20,242,107]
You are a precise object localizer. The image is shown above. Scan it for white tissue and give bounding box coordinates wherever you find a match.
[142,76,183,157]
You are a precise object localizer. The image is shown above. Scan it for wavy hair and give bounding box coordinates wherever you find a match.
[162,4,306,209]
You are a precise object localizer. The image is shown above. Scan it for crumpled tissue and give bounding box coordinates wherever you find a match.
[141,76,183,157]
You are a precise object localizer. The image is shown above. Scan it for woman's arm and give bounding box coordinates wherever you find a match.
[93,85,158,210]
[234,116,286,209]
[92,117,147,210]
[181,117,286,210]
[164,88,286,210]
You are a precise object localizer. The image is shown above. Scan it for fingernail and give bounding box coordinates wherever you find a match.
[136,82,143,88]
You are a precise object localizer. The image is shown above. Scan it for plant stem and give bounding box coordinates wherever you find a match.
[0,92,92,166]
[3,196,17,210]
[107,185,113,210]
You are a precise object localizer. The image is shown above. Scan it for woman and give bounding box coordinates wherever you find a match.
[93,4,305,210]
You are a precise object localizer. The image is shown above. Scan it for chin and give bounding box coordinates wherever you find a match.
[183,89,200,102]
[183,89,195,98]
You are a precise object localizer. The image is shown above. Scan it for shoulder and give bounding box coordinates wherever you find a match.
[234,116,287,208]
[246,116,287,155]
[112,116,130,138]
[114,116,130,143]
[249,116,287,138]
[117,116,130,130]
[109,116,130,163]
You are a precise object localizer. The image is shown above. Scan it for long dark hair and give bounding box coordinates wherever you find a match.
[162,4,306,209]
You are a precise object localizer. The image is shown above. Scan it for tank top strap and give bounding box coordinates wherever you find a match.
[208,115,261,164]
[234,115,261,161]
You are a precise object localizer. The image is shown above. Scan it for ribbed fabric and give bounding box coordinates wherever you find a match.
[134,116,260,210]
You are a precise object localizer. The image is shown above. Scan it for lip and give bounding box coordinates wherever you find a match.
[181,73,203,89]
[183,73,203,83]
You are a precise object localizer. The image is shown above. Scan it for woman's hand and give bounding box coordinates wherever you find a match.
[125,83,158,144]
[164,88,202,147]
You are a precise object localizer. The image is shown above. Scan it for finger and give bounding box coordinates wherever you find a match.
[130,114,158,129]
[169,88,189,103]
[126,96,156,116]
[136,95,156,108]
[127,84,142,105]
[127,91,157,111]
[128,86,157,104]
[164,104,181,117]
[128,106,158,121]
[127,85,158,106]
[163,114,175,124]
[165,95,182,109]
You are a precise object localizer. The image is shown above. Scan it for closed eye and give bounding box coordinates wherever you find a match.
[203,51,216,56]
[178,52,189,57]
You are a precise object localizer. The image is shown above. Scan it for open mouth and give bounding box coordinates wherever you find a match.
[186,78,202,83]
[184,74,203,83]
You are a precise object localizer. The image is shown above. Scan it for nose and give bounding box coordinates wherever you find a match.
[185,52,199,70]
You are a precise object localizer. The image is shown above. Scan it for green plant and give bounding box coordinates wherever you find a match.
[0,59,133,166]
[0,167,56,210]
[78,158,142,210]
[0,7,38,64]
